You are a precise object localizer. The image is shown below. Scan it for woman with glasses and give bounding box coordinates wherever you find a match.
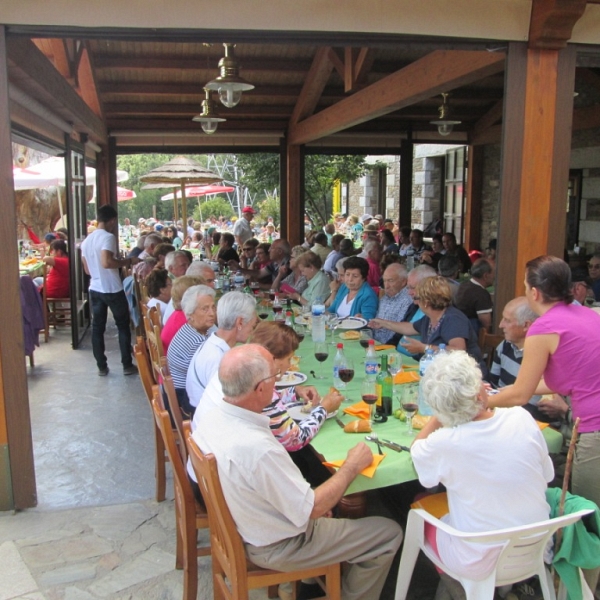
[587,253,600,301]
[273,245,309,294]
[239,238,259,269]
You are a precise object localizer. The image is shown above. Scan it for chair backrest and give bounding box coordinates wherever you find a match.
[160,359,187,461]
[151,387,202,519]
[478,329,504,370]
[186,432,249,595]
[144,310,165,384]
[134,340,155,404]
[149,303,163,331]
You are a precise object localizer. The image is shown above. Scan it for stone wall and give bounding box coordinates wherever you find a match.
[412,153,444,230]
[480,143,501,249]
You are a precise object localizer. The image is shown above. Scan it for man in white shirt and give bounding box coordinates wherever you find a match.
[81,205,138,376]
[233,206,255,247]
[193,345,403,600]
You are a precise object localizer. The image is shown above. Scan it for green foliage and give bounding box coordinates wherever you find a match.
[192,196,235,221]
[255,194,280,226]
[236,152,367,227]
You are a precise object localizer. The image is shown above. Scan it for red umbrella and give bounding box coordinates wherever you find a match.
[117,187,137,201]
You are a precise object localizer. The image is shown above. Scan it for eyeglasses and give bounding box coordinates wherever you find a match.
[243,247,253,252]
[588,263,600,269]
[253,370,282,391]
[413,296,421,301]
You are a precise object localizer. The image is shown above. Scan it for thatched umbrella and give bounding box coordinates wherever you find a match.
[139,156,222,228]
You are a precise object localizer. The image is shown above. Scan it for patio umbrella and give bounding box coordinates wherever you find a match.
[12,166,60,190]
[160,184,235,201]
[117,187,137,201]
[139,156,222,229]
[27,157,129,186]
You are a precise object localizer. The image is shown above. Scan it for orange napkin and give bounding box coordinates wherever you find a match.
[323,454,386,478]
[343,401,371,420]
[536,421,550,430]
[374,344,395,351]
[394,371,420,385]
[411,492,449,518]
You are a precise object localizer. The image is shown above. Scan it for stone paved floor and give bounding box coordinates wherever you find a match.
[0,321,439,600]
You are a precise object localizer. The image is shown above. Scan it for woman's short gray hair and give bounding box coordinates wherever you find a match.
[421,351,483,427]
[181,285,216,317]
[217,291,257,330]
[335,257,348,274]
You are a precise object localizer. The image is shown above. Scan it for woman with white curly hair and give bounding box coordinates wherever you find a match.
[410,351,554,581]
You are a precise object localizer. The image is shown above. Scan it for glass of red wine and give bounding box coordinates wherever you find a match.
[401,384,419,433]
[269,288,276,302]
[313,342,329,379]
[361,379,377,426]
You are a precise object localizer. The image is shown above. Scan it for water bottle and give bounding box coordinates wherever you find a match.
[365,339,378,380]
[311,303,326,342]
[333,343,346,389]
[436,343,448,356]
[234,270,244,289]
[417,347,435,416]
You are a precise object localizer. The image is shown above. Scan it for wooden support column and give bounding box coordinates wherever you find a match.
[496,42,576,328]
[464,145,483,252]
[399,139,413,228]
[0,26,37,510]
[280,138,304,247]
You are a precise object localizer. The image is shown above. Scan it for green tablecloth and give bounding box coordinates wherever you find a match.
[295,334,563,494]
[19,260,44,277]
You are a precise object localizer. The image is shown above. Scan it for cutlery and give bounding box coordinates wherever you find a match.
[365,433,410,453]
[310,370,317,379]
[334,415,345,429]
[364,434,384,455]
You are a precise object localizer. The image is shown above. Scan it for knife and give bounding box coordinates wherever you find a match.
[380,438,411,453]
[334,415,345,429]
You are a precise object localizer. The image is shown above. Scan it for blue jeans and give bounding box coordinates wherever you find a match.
[90,290,133,370]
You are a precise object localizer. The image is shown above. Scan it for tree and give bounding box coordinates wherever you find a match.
[255,194,280,226]
[192,196,235,221]
[236,153,367,227]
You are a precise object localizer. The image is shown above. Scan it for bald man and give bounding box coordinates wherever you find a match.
[192,345,402,600]
[373,263,413,343]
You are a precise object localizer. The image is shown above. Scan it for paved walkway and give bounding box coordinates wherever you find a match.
[0,322,438,600]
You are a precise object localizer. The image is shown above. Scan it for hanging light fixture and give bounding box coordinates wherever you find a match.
[205,43,254,108]
[192,88,226,134]
[430,93,462,136]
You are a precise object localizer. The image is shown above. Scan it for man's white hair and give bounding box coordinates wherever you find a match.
[217,291,257,330]
[186,261,214,278]
[165,250,190,271]
[421,351,483,427]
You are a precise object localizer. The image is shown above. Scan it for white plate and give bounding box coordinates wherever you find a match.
[275,371,308,388]
[337,317,367,330]
[287,403,338,422]
[294,316,309,325]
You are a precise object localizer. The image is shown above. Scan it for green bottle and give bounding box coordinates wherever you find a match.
[376,354,393,419]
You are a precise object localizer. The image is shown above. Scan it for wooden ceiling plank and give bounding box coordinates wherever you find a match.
[354,48,374,85]
[78,46,102,117]
[288,49,505,146]
[289,47,334,126]
[49,39,72,80]
[327,48,345,80]
[6,37,107,142]
[528,0,587,50]
[472,99,504,134]
[344,47,355,93]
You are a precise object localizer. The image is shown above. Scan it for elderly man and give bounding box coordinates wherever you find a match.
[193,345,403,600]
[132,233,163,278]
[233,206,256,247]
[405,228,429,261]
[454,258,495,333]
[373,263,413,343]
[165,250,191,279]
[488,296,551,420]
[233,238,291,287]
[364,239,382,292]
[186,261,216,287]
[310,232,332,263]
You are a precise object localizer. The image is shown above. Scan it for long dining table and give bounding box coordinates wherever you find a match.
[293,330,564,510]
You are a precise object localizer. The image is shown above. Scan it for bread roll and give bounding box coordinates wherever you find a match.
[411,414,431,430]
[344,419,372,433]
[340,330,360,340]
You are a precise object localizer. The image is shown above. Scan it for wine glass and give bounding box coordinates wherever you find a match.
[327,314,341,345]
[401,384,419,433]
[359,328,373,349]
[361,379,377,426]
[338,358,354,401]
[294,323,306,343]
[387,351,403,399]
[313,342,329,379]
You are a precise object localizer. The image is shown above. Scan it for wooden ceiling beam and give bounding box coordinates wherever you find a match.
[77,45,102,117]
[289,47,333,126]
[105,103,293,117]
[327,48,345,80]
[471,99,504,136]
[107,118,286,131]
[528,0,587,50]
[288,49,505,146]
[6,37,107,142]
[344,47,373,92]
[354,48,375,86]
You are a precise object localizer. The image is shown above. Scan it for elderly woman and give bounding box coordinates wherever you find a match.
[186,291,258,411]
[369,275,484,367]
[412,351,553,581]
[216,232,240,266]
[166,284,216,417]
[145,268,172,323]
[288,251,331,307]
[327,256,378,320]
[191,321,342,488]
[489,256,600,515]
[274,245,308,294]
[160,276,205,351]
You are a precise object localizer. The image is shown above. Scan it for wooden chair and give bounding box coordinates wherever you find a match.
[151,389,210,600]
[160,360,188,462]
[134,339,167,503]
[186,431,342,600]
[42,263,72,342]
[478,328,504,371]
[144,308,165,384]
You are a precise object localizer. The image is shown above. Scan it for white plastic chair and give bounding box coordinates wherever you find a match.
[394,507,594,600]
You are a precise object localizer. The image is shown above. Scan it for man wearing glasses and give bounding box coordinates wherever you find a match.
[192,344,403,600]
[234,205,256,247]
[240,238,259,269]
[587,253,600,301]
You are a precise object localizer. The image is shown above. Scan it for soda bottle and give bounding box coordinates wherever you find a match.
[376,354,393,418]
[417,347,436,416]
[365,339,378,380]
[333,343,346,389]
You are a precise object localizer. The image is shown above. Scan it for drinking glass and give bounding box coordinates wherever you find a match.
[387,351,403,399]
[361,379,377,426]
[401,384,419,433]
[313,342,329,379]
[359,328,373,350]
[327,314,340,345]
